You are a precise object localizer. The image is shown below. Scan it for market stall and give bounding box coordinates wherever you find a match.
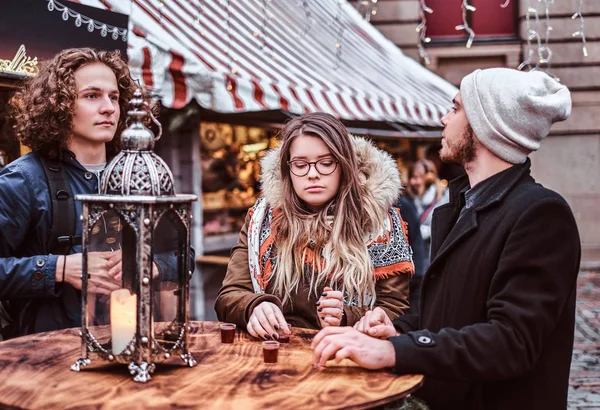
[74,0,457,256]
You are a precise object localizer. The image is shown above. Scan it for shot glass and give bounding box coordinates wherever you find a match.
[219,323,236,344]
[262,340,280,363]
[277,324,292,344]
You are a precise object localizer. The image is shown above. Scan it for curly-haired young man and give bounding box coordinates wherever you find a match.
[0,48,138,339]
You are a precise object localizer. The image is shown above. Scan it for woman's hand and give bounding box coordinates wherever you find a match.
[106,249,161,281]
[317,286,344,328]
[247,301,290,340]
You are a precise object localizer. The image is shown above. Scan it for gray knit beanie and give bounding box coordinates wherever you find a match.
[460,68,571,164]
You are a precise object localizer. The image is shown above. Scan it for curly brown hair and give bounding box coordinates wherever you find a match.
[9,48,137,159]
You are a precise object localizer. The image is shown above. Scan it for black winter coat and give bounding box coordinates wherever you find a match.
[390,159,581,410]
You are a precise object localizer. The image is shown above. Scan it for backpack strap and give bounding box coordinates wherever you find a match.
[39,156,80,255]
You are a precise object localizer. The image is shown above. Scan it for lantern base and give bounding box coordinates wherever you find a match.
[71,358,91,372]
[128,361,156,383]
[180,353,197,367]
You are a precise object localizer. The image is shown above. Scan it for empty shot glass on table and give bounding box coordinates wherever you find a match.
[219,323,236,344]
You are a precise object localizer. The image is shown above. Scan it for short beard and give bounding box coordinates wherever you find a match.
[440,124,477,166]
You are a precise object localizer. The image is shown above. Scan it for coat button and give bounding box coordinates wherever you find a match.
[418,336,432,345]
[33,270,44,280]
[36,258,45,267]
[84,172,93,180]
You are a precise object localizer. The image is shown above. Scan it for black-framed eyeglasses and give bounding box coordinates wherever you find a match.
[287,158,339,177]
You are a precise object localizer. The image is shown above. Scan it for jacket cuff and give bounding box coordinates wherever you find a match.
[153,254,175,282]
[388,329,438,374]
[31,255,60,297]
[393,313,419,334]
[245,294,283,325]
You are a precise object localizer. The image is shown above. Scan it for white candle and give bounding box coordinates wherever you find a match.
[110,289,137,355]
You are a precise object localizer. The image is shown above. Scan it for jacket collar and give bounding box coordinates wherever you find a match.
[429,158,532,266]
[447,158,532,213]
[60,149,113,174]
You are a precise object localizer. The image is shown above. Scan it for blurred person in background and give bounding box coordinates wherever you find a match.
[395,194,425,314]
[407,159,449,263]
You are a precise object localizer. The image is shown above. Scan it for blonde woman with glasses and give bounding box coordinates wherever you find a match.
[215,112,414,340]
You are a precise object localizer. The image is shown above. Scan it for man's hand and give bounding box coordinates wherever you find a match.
[106,250,122,281]
[353,307,399,339]
[58,251,122,295]
[247,301,291,340]
[317,286,344,328]
[106,250,161,280]
[311,327,396,370]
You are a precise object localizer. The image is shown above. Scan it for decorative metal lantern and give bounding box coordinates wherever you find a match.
[71,90,197,382]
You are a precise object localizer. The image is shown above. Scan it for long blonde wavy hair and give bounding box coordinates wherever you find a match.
[271,113,377,307]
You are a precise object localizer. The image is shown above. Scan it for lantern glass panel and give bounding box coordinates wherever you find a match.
[85,209,137,355]
[152,210,186,349]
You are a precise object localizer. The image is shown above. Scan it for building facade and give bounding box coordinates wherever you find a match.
[365,0,600,265]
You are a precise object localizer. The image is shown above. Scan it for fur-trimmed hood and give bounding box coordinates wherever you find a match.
[259,135,402,225]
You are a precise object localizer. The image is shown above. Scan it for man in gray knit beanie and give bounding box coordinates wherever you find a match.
[459,68,571,164]
[312,68,581,410]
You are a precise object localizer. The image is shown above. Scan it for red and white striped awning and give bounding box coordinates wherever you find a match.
[75,0,457,127]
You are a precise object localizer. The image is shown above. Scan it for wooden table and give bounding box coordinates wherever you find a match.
[0,322,423,409]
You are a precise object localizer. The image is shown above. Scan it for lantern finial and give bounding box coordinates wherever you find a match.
[101,90,175,196]
[121,89,155,152]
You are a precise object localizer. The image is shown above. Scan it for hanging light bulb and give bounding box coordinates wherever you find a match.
[456,0,476,49]
[416,0,433,65]
[571,0,588,57]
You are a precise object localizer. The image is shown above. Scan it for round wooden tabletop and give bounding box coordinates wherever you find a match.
[0,321,423,409]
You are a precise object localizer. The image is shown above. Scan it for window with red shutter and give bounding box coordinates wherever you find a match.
[426,0,518,41]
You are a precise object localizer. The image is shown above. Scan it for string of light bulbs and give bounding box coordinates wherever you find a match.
[455,0,476,49]
[298,0,313,39]
[332,0,346,69]
[518,1,540,71]
[517,1,559,81]
[195,0,205,27]
[157,0,165,26]
[224,0,239,79]
[261,0,272,55]
[538,0,553,66]
[537,0,559,80]
[46,0,127,41]
[356,0,378,22]
[572,0,588,57]
[416,0,433,65]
